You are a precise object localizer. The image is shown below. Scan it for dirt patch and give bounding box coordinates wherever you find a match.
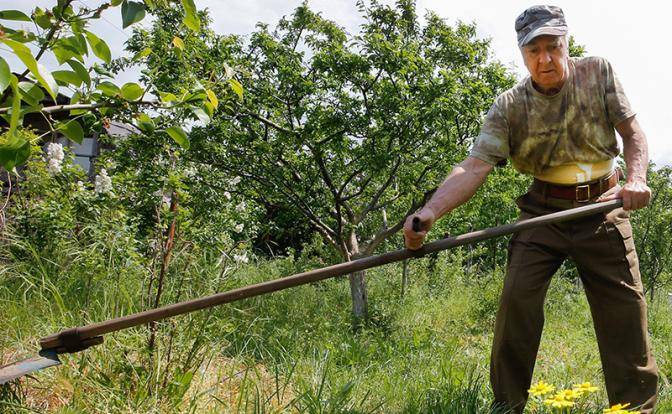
[186,356,295,412]
[2,348,295,413]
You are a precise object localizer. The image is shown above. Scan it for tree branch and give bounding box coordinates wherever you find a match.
[341,174,373,202]
[362,186,436,255]
[19,0,74,79]
[355,157,401,224]
[309,146,353,232]
[0,100,162,114]
[242,111,298,135]
[338,165,366,197]
[315,128,346,146]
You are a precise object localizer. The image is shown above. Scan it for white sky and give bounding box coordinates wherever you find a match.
[6,0,672,166]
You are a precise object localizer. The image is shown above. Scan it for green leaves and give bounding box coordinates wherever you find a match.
[159,91,178,104]
[97,81,121,97]
[18,81,45,107]
[172,36,185,51]
[67,59,91,87]
[57,119,85,144]
[0,10,31,21]
[206,89,218,109]
[7,76,21,138]
[166,126,190,149]
[85,31,112,64]
[134,113,155,134]
[0,133,31,171]
[0,38,58,100]
[121,1,146,29]
[0,57,10,94]
[181,0,200,32]
[229,79,243,100]
[52,36,88,64]
[95,81,144,101]
[32,7,53,29]
[133,47,152,61]
[52,70,82,87]
[121,82,144,101]
[0,76,30,170]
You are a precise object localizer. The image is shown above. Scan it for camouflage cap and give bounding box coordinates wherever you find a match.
[515,5,568,47]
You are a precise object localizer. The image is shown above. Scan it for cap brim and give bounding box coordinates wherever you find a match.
[519,26,568,47]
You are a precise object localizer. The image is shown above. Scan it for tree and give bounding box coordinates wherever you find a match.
[567,35,586,58]
[0,0,229,171]
[631,164,672,301]
[183,0,515,324]
[0,0,255,356]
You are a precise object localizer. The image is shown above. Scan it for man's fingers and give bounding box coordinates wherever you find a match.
[404,229,427,250]
[406,242,422,251]
[597,191,621,202]
[630,193,649,210]
[622,192,632,210]
[407,230,427,240]
[404,225,427,250]
[631,193,642,210]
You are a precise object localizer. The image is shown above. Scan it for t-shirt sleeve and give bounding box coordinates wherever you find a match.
[469,101,510,166]
[601,58,636,126]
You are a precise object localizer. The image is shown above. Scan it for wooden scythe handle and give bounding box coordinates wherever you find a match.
[40,199,624,352]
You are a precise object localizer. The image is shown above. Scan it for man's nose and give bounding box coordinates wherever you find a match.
[538,51,552,64]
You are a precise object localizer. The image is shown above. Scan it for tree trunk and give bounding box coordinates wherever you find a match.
[346,230,368,328]
[348,270,368,325]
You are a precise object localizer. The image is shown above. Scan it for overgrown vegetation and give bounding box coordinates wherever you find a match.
[1,219,671,412]
[1,0,671,413]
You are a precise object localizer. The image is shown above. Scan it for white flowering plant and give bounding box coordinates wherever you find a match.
[5,130,131,253]
[95,131,260,262]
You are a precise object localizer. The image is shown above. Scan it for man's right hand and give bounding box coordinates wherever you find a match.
[403,207,436,250]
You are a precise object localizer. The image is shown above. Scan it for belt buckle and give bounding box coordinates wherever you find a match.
[576,184,591,202]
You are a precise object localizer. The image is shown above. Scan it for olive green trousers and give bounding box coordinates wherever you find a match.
[490,185,659,413]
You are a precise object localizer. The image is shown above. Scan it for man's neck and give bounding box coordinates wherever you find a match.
[532,80,563,96]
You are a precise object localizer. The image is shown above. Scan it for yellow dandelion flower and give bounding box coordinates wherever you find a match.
[544,394,575,409]
[603,402,640,413]
[573,382,599,394]
[556,389,583,400]
[528,380,555,397]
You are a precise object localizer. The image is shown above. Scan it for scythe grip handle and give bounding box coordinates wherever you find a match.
[43,328,104,354]
[412,216,422,233]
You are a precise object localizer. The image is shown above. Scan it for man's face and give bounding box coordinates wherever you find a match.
[520,35,569,92]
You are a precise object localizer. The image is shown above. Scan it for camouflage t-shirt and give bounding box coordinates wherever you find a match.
[469,56,635,175]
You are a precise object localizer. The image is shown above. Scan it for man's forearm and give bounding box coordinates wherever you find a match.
[618,116,649,183]
[424,156,493,219]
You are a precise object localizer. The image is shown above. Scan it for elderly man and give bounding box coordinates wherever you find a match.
[403,5,658,413]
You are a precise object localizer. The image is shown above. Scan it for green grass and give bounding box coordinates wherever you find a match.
[1,238,671,413]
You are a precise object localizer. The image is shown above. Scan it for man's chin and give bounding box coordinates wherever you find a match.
[535,76,560,87]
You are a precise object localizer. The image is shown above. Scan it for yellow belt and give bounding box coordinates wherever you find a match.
[534,159,615,185]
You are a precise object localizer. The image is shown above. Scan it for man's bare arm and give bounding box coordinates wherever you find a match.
[599,115,651,210]
[403,156,494,249]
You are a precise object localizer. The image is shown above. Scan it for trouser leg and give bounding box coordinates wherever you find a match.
[491,222,566,413]
[571,208,658,413]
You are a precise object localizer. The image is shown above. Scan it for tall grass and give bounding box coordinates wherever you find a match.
[1,234,671,413]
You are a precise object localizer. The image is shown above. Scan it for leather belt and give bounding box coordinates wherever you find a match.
[532,169,621,202]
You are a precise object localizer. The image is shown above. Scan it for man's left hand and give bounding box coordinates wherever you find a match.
[598,179,652,210]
